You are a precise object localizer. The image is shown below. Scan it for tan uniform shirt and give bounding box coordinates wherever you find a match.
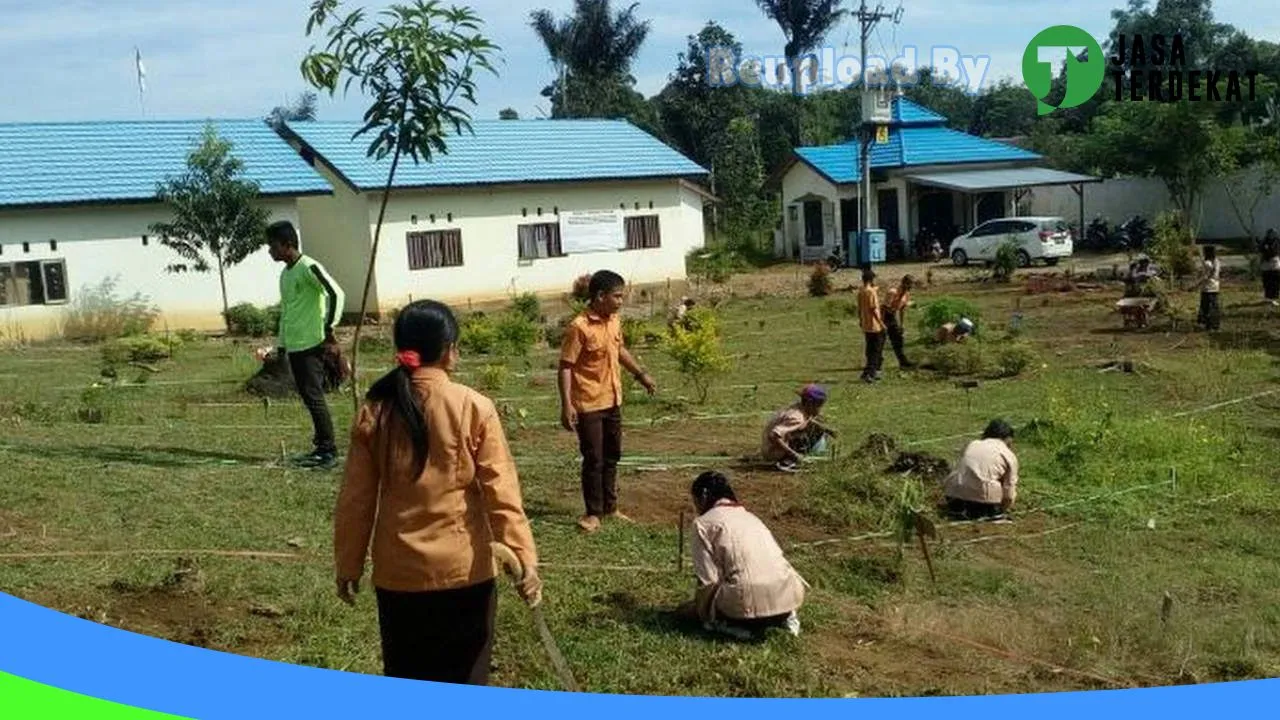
[942,438,1020,505]
[559,311,624,413]
[334,367,538,592]
[761,405,808,461]
[858,284,885,333]
[693,501,807,621]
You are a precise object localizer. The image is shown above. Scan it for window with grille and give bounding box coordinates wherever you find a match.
[0,259,68,307]
[624,215,661,250]
[517,222,564,260]
[406,230,464,270]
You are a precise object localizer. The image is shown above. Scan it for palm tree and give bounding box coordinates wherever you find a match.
[754,0,846,95]
[529,0,650,117]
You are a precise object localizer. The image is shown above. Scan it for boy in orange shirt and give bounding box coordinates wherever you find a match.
[883,275,916,369]
[857,268,886,383]
[559,270,657,534]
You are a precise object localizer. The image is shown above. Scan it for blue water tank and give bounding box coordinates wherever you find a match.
[847,229,886,266]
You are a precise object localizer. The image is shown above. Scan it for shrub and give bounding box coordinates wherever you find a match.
[494,312,541,356]
[102,334,183,366]
[1151,212,1198,281]
[918,297,982,339]
[622,316,654,348]
[510,292,542,324]
[928,342,985,377]
[61,277,159,342]
[478,364,510,392]
[687,247,745,284]
[458,313,499,355]
[224,303,273,337]
[663,307,730,403]
[992,240,1019,282]
[994,342,1038,378]
[570,274,592,302]
[175,329,203,344]
[808,262,833,297]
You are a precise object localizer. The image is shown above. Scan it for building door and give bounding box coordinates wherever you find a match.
[841,199,858,256]
[976,191,1005,225]
[877,189,900,259]
[803,201,824,247]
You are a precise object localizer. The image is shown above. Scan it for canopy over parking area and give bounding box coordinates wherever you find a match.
[905,167,1102,241]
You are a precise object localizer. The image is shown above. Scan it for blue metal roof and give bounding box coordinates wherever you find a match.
[284,119,709,190]
[0,119,332,209]
[893,97,948,126]
[793,123,1041,185]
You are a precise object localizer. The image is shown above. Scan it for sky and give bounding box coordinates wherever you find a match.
[0,0,1275,124]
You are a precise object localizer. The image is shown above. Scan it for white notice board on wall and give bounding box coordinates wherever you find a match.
[559,209,624,253]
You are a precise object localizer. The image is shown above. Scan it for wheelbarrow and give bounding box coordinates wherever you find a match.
[1116,297,1157,329]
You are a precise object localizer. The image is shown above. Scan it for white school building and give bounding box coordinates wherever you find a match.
[278,118,712,317]
[0,120,331,342]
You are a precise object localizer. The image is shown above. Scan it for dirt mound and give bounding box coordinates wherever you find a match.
[887,452,951,482]
[244,350,346,398]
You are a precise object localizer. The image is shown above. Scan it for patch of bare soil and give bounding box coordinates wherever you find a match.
[24,558,293,660]
[0,509,58,548]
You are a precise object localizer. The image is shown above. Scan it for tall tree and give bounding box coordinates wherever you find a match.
[713,116,775,246]
[267,91,319,129]
[753,0,846,97]
[901,67,976,131]
[529,0,649,120]
[150,124,271,333]
[1211,125,1280,244]
[499,107,520,119]
[968,80,1038,138]
[1088,100,1222,224]
[653,22,756,169]
[301,0,499,410]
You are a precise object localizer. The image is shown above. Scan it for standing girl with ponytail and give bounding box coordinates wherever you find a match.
[333,300,541,685]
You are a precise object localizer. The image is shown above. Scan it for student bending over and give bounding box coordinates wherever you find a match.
[761,385,836,472]
[689,471,807,640]
[940,419,1020,522]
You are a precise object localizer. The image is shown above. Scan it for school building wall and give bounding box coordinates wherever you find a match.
[295,162,377,318]
[342,178,706,314]
[0,199,300,342]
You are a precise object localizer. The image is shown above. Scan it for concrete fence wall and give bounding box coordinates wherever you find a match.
[1026,167,1280,241]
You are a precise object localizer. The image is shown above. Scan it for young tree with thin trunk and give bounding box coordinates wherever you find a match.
[150,124,271,334]
[300,0,499,411]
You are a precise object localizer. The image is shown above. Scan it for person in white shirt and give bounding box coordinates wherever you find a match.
[688,471,807,640]
[1197,244,1221,331]
[940,419,1020,521]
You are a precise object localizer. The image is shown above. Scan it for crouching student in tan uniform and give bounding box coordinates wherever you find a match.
[761,385,836,472]
[689,471,807,640]
[333,300,541,685]
[940,419,1020,521]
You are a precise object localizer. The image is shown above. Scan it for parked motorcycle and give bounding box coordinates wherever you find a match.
[1117,215,1153,256]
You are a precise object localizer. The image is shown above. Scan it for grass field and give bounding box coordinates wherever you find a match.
[2,259,1279,698]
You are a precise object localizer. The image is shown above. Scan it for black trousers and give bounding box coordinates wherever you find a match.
[1198,291,1221,331]
[577,406,622,517]
[288,345,337,455]
[376,580,497,685]
[721,611,792,634]
[862,332,886,378]
[1262,270,1280,301]
[944,497,1004,521]
[883,314,910,366]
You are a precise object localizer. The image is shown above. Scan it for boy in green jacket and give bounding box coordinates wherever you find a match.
[267,221,345,469]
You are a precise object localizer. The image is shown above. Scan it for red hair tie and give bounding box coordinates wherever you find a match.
[395,350,422,369]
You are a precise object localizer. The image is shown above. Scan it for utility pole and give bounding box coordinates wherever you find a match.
[853,1,901,265]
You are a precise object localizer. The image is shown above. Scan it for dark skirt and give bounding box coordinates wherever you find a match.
[1262,270,1280,301]
[1198,291,1221,330]
[944,497,1005,521]
[375,579,497,685]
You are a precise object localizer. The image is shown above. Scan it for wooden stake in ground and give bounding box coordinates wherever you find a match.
[914,512,938,586]
[677,510,685,572]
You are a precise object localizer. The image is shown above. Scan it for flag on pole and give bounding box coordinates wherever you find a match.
[135,47,146,94]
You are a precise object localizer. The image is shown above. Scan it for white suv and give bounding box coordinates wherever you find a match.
[948,216,1074,268]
